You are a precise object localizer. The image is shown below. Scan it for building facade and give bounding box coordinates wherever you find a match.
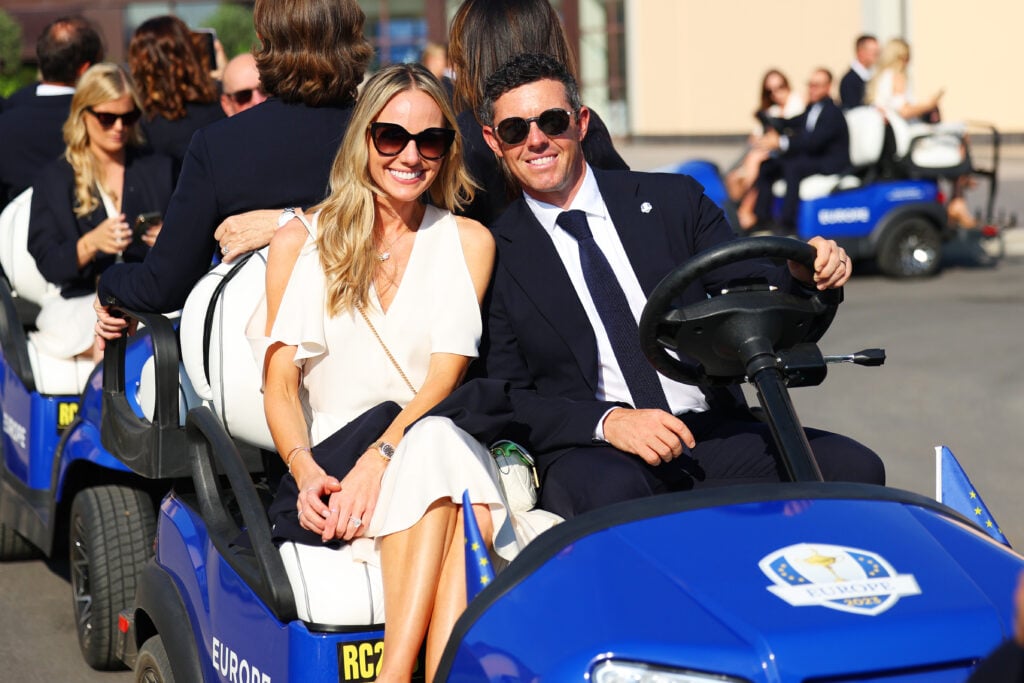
[0,0,1018,136]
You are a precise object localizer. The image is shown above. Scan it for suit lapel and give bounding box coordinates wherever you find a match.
[595,170,683,296]
[495,200,601,392]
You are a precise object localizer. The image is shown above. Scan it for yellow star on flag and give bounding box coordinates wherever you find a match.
[479,558,489,567]
[471,542,480,552]
[986,520,994,528]
[969,491,977,499]
[974,507,983,515]
[480,576,490,586]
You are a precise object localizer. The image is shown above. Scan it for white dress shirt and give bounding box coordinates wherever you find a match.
[522,164,709,434]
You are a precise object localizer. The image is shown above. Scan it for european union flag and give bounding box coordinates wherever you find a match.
[936,446,1009,546]
[463,489,495,602]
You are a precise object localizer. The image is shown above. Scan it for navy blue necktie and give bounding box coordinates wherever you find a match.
[556,210,670,411]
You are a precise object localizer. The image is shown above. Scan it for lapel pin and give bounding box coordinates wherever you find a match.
[640,202,652,214]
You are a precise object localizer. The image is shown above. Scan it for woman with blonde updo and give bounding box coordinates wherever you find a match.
[27,63,173,361]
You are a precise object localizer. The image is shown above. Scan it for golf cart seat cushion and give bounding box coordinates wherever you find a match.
[0,188,55,306]
[888,116,968,171]
[279,541,386,625]
[180,249,275,450]
[26,340,94,395]
[769,106,888,202]
[772,174,846,201]
[845,106,887,167]
[137,355,202,425]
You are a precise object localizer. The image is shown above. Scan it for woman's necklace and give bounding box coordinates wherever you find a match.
[377,229,409,262]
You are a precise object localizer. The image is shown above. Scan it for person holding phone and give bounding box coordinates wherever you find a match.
[27,63,172,363]
[128,15,224,173]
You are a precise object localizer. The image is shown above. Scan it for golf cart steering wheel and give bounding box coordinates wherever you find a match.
[639,237,842,386]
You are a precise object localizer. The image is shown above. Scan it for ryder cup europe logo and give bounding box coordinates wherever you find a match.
[759,543,921,616]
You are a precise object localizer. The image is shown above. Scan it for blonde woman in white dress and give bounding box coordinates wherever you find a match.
[254,63,515,682]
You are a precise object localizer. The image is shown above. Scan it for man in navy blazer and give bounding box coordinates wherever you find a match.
[753,68,850,232]
[839,35,879,110]
[0,16,103,206]
[95,0,373,329]
[477,54,883,519]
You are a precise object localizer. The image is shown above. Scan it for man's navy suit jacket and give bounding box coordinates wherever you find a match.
[781,98,850,175]
[98,97,353,312]
[482,168,796,471]
[0,87,73,204]
[839,69,866,110]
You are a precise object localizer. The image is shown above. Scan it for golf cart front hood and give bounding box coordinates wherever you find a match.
[442,485,1024,682]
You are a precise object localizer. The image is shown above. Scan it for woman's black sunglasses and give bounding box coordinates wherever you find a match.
[369,122,455,161]
[86,107,142,129]
[494,108,574,145]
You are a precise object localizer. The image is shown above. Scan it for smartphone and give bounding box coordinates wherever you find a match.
[193,28,218,71]
[134,212,162,239]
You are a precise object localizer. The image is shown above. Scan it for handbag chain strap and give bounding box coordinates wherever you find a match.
[355,303,418,395]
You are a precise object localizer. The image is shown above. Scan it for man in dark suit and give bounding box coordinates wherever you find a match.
[839,35,879,110]
[753,68,850,232]
[477,53,883,519]
[95,0,373,333]
[0,16,103,206]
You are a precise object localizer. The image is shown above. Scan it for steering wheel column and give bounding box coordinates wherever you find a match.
[639,237,843,483]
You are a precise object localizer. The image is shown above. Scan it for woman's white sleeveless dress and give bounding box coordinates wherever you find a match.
[248,205,521,624]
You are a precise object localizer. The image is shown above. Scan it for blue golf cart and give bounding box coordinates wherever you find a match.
[668,108,1011,278]
[109,237,1022,682]
[0,188,185,670]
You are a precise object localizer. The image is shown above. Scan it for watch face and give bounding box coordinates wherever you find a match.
[379,442,395,458]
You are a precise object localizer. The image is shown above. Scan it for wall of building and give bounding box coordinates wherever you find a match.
[625,0,1023,137]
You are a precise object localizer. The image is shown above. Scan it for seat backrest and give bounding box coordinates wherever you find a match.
[844,106,886,168]
[0,188,54,305]
[180,249,274,450]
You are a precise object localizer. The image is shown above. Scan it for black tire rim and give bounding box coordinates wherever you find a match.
[70,512,94,651]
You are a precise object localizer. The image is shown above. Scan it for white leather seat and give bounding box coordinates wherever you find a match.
[180,249,274,449]
[279,542,386,625]
[888,116,968,171]
[0,188,54,307]
[137,352,202,424]
[772,106,887,202]
[0,188,94,395]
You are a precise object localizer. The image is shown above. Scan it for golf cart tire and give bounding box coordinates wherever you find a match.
[136,635,175,683]
[70,485,156,670]
[0,523,36,559]
[877,216,942,278]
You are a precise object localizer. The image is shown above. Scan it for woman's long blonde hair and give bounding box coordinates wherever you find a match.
[63,63,145,217]
[866,38,910,106]
[314,63,475,316]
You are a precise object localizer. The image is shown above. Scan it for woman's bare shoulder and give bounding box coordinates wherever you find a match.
[453,214,495,254]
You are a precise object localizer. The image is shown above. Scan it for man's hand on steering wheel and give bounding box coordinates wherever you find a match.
[788,236,851,291]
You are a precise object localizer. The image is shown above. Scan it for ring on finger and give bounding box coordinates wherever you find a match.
[221,245,229,255]
[349,516,362,528]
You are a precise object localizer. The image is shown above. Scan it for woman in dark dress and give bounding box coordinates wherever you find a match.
[128,15,225,173]
[448,0,629,226]
[27,63,172,362]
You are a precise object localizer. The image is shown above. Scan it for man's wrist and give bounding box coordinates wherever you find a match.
[593,407,619,443]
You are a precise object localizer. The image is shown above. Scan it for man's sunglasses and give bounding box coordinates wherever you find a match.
[226,87,263,105]
[86,107,142,129]
[494,108,574,145]
[369,122,455,161]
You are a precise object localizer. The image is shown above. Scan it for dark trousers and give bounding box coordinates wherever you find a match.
[754,155,824,228]
[538,409,885,520]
